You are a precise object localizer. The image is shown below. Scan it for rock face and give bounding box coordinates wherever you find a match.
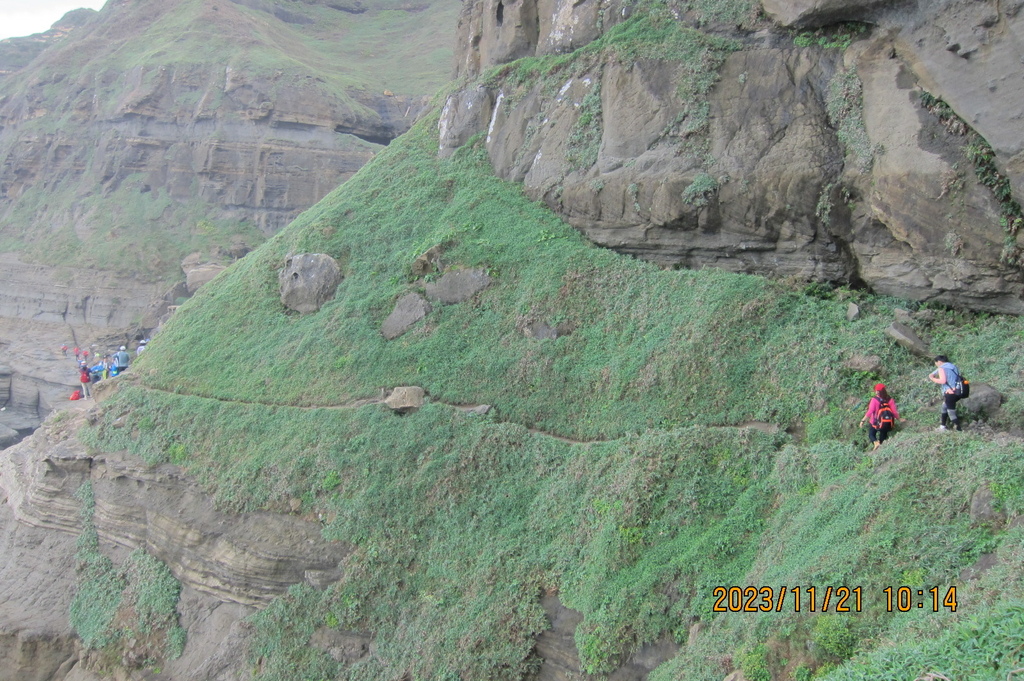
[381,292,432,339]
[424,268,492,304]
[441,0,1024,313]
[760,0,894,27]
[278,253,343,313]
[0,411,350,607]
[0,254,165,329]
[384,386,426,413]
[0,408,356,680]
[0,0,453,243]
[0,499,80,681]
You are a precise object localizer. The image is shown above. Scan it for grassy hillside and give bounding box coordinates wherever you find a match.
[77,99,1024,680]
[6,0,458,115]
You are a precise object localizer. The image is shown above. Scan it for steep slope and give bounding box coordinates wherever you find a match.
[20,108,1024,681]
[5,1,1024,680]
[0,0,459,431]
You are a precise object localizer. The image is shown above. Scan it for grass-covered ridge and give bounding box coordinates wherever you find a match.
[82,103,1024,680]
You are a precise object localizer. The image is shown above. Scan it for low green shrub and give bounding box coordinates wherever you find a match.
[69,482,186,665]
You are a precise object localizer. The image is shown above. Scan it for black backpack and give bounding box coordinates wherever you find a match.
[955,372,970,398]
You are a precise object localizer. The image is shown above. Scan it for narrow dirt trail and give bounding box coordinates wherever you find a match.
[105,379,786,447]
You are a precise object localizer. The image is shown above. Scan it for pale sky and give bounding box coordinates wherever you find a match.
[0,0,107,41]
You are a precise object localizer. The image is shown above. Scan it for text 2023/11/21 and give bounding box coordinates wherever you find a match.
[712,586,958,613]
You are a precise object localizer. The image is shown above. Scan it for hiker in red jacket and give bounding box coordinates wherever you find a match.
[859,383,900,450]
[78,363,92,399]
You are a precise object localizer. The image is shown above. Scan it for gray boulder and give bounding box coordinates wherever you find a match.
[424,268,491,304]
[185,263,228,294]
[884,322,930,358]
[182,252,229,294]
[411,246,444,277]
[381,293,432,340]
[279,253,342,314]
[384,386,425,414]
[959,382,1003,418]
[761,0,892,27]
[842,354,882,373]
[970,484,1006,527]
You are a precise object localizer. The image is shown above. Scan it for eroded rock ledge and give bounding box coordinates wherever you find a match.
[442,0,1024,313]
[0,409,349,607]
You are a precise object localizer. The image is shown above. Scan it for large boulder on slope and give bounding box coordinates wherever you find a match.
[278,253,342,314]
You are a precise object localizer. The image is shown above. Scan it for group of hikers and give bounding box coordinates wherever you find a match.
[64,341,146,400]
[859,355,969,450]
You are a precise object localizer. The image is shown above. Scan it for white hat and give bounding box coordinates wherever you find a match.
[120,346,126,350]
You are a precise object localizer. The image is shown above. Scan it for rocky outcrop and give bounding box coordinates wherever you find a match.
[381,292,432,339]
[441,0,1024,313]
[0,500,80,681]
[760,0,896,27]
[534,594,680,681]
[885,321,930,357]
[0,254,165,329]
[0,410,350,607]
[0,494,261,681]
[384,386,426,413]
[424,268,491,303]
[0,0,451,242]
[181,250,247,295]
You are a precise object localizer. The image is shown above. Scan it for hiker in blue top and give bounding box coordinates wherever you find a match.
[928,354,962,431]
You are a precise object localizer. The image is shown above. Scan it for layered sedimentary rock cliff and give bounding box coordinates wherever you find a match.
[0,401,685,681]
[0,405,349,681]
[440,0,1024,313]
[0,0,458,429]
[0,0,456,259]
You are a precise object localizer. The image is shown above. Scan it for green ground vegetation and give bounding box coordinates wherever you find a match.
[9,0,458,112]
[826,67,875,173]
[70,482,186,671]
[0,160,265,281]
[79,101,1024,680]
